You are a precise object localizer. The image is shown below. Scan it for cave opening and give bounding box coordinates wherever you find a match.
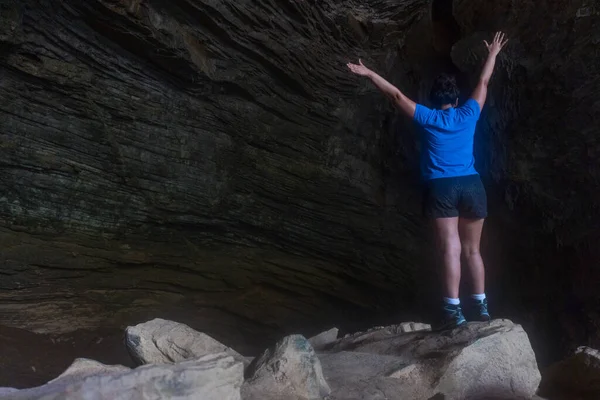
[431,0,460,54]
[429,0,470,104]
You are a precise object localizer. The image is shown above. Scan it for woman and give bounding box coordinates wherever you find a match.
[347,32,509,328]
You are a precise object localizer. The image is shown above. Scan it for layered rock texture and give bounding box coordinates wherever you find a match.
[0,0,599,366]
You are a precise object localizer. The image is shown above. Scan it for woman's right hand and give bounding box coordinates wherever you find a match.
[484,31,509,56]
[347,59,373,77]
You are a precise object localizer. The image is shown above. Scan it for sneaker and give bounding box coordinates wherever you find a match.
[466,297,491,322]
[439,303,467,329]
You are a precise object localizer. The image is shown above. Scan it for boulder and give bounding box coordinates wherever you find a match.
[308,327,339,351]
[1,353,243,400]
[243,334,331,400]
[48,358,130,384]
[125,318,244,365]
[321,319,540,400]
[539,346,600,399]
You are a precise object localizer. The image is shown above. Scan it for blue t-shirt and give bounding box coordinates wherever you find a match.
[413,98,481,181]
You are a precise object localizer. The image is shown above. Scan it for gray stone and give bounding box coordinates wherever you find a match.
[308,327,339,350]
[322,319,540,400]
[48,358,130,384]
[243,334,331,400]
[1,353,243,400]
[125,318,244,365]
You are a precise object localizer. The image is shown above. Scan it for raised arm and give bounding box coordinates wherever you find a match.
[347,59,416,119]
[471,31,509,110]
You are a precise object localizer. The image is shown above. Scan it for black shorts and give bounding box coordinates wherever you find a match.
[422,174,487,219]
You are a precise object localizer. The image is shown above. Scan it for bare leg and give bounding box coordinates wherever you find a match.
[433,217,462,299]
[458,218,485,294]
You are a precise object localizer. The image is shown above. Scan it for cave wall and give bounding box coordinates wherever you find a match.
[0,0,432,351]
[452,0,600,363]
[389,0,600,363]
[1,0,599,362]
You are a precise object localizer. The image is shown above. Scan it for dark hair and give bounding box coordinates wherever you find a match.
[429,73,460,108]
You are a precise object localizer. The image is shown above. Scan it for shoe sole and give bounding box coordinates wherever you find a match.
[465,312,491,322]
[434,320,467,332]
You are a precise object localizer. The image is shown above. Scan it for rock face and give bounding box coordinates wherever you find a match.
[0,0,431,348]
[243,334,331,400]
[125,318,244,365]
[539,346,600,399]
[1,353,243,400]
[0,0,599,366]
[321,319,541,399]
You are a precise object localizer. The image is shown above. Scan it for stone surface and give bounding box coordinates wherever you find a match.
[1,353,243,400]
[330,321,432,350]
[319,351,426,400]
[308,327,339,351]
[125,318,244,365]
[243,334,331,400]
[321,319,541,400]
[539,346,600,399]
[0,0,600,369]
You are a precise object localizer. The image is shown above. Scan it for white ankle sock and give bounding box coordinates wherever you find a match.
[471,293,486,301]
[443,297,460,305]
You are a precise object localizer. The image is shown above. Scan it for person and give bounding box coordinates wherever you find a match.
[347,32,509,328]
